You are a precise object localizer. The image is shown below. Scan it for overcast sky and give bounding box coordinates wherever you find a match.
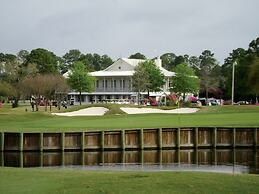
[0,0,258,63]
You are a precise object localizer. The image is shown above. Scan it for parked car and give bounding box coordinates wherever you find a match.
[236,101,249,105]
[208,98,220,106]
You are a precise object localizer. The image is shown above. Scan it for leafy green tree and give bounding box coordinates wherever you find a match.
[100,54,113,70]
[248,37,259,56]
[188,56,200,70]
[0,81,16,101]
[17,50,29,63]
[0,53,22,107]
[26,48,58,74]
[170,63,199,100]
[79,53,113,71]
[129,52,146,59]
[63,49,82,65]
[248,57,259,103]
[20,74,69,111]
[68,62,95,105]
[160,53,176,70]
[19,63,39,78]
[172,55,186,68]
[62,49,82,72]
[222,48,247,100]
[132,64,150,105]
[134,60,165,96]
[198,50,220,99]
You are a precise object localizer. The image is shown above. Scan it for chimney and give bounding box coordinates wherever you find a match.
[154,56,162,68]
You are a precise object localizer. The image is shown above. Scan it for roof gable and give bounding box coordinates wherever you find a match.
[104,58,136,71]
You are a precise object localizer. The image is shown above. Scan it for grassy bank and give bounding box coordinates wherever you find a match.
[0,168,258,194]
[0,104,259,132]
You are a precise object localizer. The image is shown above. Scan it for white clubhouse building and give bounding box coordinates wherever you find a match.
[66,57,175,104]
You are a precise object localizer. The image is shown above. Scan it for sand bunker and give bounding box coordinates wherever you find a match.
[120,107,199,114]
[52,107,109,116]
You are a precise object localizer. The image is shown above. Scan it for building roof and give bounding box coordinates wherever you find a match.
[93,58,175,77]
[63,57,175,78]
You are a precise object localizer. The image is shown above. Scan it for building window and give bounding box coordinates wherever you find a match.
[96,80,99,88]
[105,80,108,88]
[120,80,122,88]
[169,81,172,88]
[118,66,121,69]
[123,79,125,88]
[113,80,116,88]
[102,80,105,88]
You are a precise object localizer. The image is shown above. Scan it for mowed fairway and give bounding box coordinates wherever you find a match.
[0,104,259,132]
[0,168,259,194]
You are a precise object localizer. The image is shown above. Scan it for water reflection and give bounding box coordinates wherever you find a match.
[1,149,258,174]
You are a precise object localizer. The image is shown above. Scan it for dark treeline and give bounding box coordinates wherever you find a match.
[0,37,259,105]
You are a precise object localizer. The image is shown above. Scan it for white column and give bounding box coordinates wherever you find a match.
[130,77,133,91]
[167,77,170,90]
[112,78,114,92]
[122,78,124,92]
[104,77,106,92]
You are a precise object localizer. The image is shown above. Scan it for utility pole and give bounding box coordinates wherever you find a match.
[231,61,237,105]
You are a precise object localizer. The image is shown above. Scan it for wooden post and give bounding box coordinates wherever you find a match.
[61,151,65,166]
[121,150,125,164]
[0,132,4,151]
[40,152,43,167]
[195,127,199,149]
[40,132,44,152]
[213,127,217,148]
[81,151,85,166]
[140,129,144,150]
[177,128,180,149]
[212,148,217,165]
[158,128,163,149]
[101,131,105,151]
[140,150,144,164]
[19,132,23,152]
[232,128,236,148]
[61,132,65,151]
[159,150,163,167]
[254,128,257,148]
[177,149,180,164]
[81,132,85,151]
[232,149,236,170]
[121,130,125,150]
[1,151,4,166]
[19,151,23,168]
[254,150,257,172]
[195,149,198,164]
[101,150,104,165]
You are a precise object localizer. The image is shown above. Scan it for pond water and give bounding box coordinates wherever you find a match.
[1,149,258,174]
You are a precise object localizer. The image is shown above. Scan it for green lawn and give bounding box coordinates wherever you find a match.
[0,168,258,194]
[0,104,259,132]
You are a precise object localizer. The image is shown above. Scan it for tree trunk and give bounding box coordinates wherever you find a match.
[45,99,47,112]
[36,97,39,111]
[137,91,140,106]
[49,100,52,112]
[206,87,209,106]
[79,91,82,105]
